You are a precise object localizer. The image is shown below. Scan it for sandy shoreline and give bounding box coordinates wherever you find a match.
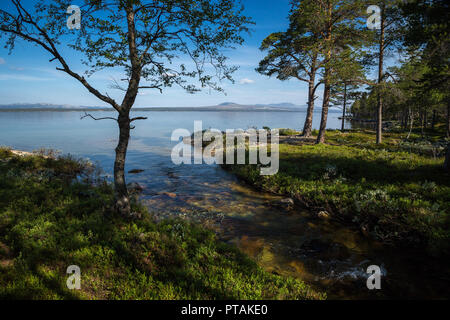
[4,148,51,159]
[10,149,35,157]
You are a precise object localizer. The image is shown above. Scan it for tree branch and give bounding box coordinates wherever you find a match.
[130,116,148,122]
[1,1,122,112]
[138,86,163,94]
[81,112,118,122]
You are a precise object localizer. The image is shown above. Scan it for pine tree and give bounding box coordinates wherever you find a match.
[257,1,324,137]
[366,0,405,144]
[315,0,368,144]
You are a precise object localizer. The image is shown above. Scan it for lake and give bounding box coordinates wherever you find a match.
[0,110,446,299]
[0,110,347,192]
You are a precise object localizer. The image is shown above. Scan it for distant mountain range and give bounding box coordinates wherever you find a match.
[0,103,103,110]
[0,102,308,111]
[202,102,306,111]
[0,102,338,112]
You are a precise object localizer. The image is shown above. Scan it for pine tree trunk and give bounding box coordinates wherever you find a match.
[316,4,332,145]
[341,83,347,132]
[447,102,450,138]
[405,108,410,130]
[424,110,428,130]
[317,72,330,144]
[431,109,436,130]
[114,113,131,216]
[303,80,316,137]
[376,5,385,144]
[420,109,424,136]
[401,109,406,130]
[407,108,414,140]
[444,143,450,172]
[302,57,318,138]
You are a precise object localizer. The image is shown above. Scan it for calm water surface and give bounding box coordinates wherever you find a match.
[0,111,447,299]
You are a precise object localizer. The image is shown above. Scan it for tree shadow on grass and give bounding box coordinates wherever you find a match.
[279,147,450,187]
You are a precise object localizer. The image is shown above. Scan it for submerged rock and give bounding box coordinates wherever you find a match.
[258,246,275,264]
[128,169,145,174]
[271,198,295,211]
[163,192,177,199]
[316,211,331,220]
[128,182,144,193]
[298,239,349,259]
[167,172,179,179]
[360,224,370,237]
[300,239,332,255]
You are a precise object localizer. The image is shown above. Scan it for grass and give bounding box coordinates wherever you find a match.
[279,128,300,136]
[0,147,323,300]
[223,130,450,255]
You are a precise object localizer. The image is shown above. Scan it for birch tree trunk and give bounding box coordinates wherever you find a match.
[114,112,131,216]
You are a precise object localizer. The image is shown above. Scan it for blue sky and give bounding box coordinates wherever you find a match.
[0,0,317,107]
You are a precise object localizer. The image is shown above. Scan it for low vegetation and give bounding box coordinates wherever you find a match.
[279,128,301,136]
[0,147,322,300]
[223,129,450,255]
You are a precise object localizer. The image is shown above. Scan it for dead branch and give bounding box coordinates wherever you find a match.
[130,116,148,122]
[81,112,118,122]
[138,86,163,94]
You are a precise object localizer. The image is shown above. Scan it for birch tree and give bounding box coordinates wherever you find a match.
[0,0,251,216]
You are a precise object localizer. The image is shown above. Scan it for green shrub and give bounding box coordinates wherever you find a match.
[279,128,300,136]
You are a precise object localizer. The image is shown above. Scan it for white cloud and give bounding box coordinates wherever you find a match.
[0,73,52,81]
[9,66,24,71]
[0,57,5,65]
[239,78,255,85]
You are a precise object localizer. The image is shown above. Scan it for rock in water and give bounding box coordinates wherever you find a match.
[316,211,330,220]
[128,182,144,193]
[128,169,145,174]
[163,192,177,199]
[273,198,294,211]
[360,224,370,237]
